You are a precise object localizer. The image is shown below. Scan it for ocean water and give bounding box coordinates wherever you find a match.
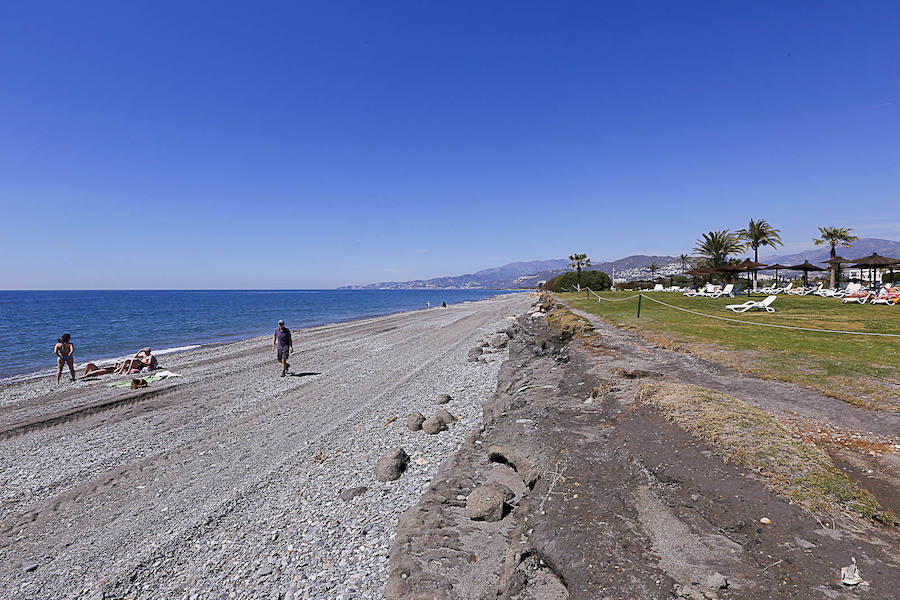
[0,289,520,381]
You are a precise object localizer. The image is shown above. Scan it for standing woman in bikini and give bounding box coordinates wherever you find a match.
[54,333,76,383]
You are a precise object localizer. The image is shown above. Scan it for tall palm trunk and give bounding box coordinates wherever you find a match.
[753,245,758,290]
[830,245,836,288]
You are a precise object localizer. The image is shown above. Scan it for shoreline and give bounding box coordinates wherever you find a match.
[0,292,532,598]
[0,292,525,386]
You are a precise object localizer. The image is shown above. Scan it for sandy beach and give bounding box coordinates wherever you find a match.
[0,293,531,599]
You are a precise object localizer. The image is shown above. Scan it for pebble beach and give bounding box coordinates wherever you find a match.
[0,293,530,599]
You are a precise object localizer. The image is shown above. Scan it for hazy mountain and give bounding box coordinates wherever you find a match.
[340,255,679,289]
[759,238,900,266]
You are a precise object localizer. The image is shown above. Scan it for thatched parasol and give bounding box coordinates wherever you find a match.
[714,263,745,286]
[764,263,790,287]
[821,255,851,287]
[786,260,826,287]
[736,259,767,293]
[849,252,900,287]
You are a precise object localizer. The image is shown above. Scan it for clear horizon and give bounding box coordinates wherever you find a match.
[2,2,898,289]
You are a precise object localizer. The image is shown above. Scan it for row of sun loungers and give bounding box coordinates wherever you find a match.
[641,280,896,308]
[683,283,735,298]
[838,283,899,305]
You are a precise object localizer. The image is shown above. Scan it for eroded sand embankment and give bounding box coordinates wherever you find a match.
[387,295,900,599]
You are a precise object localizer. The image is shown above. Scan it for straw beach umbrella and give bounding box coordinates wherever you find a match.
[849,253,900,288]
[764,263,790,288]
[715,263,744,285]
[821,255,850,287]
[684,268,709,288]
[785,260,826,287]
[736,259,767,294]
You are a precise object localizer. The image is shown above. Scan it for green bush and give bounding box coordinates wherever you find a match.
[544,270,611,291]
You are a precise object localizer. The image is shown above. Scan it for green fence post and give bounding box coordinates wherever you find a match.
[585,289,589,299]
[637,294,642,318]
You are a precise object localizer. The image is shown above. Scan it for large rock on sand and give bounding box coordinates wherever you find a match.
[435,409,455,425]
[489,332,510,349]
[465,483,513,521]
[407,411,425,431]
[422,416,447,435]
[376,448,410,481]
[435,393,452,405]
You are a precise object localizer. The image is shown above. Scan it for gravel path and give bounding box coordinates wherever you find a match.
[0,293,530,599]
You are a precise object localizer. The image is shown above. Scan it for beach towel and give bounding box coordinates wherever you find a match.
[106,370,181,388]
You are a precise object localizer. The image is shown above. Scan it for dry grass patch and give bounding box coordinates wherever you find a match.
[546,307,594,339]
[637,381,897,526]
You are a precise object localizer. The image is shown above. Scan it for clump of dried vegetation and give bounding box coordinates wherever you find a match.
[638,381,897,526]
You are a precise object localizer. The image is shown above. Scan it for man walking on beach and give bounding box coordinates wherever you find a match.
[273,319,293,377]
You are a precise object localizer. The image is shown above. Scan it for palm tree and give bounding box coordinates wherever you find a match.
[813,226,859,287]
[568,253,591,290]
[648,262,659,278]
[737,218,783,289]
[678,254,691,274]
[693,230,744,268]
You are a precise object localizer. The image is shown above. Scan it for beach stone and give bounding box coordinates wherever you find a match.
[489,333,510,349]
[435,409,455,425]
[338,486,368,501]
[375,448,410,482]
[465,484,513,522]
[422,416,446,435]
[435,393,452,405]
[407,411,425,431]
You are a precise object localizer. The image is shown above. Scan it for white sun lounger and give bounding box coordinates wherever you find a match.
[684,283,714,297]
[708,283,734,298]
[725,295,777,313]
[837,282,862,298]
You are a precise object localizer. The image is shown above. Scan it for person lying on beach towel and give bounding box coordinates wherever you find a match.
[80,363,117,378]
[113,348,158,374]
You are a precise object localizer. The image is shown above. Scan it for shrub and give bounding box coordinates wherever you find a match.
[544,270,611,291]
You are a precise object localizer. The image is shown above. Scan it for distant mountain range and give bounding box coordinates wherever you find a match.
[339,255,679,290]
[759,237,900,267]
[339,238,899,290]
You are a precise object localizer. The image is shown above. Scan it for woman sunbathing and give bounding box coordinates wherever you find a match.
[113,348,158,374]
[80,363,117,378]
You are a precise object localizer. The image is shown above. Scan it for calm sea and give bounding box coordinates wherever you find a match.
[0,289,520,381]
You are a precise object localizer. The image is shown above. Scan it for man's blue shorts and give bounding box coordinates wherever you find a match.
[277,346,290,360]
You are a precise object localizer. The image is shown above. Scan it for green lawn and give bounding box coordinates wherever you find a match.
[559,291,900,411]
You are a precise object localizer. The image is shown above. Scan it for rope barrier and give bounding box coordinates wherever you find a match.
[584,288,641,302]
[638,294,900,338]
[570,290,900,338]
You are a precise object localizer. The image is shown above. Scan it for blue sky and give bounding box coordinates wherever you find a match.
[1,1,898,289]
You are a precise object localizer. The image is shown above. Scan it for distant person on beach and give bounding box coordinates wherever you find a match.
[54,334,75,383]
[426,300,431,309]
[441,301,447,308]
[273,320,293,377]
